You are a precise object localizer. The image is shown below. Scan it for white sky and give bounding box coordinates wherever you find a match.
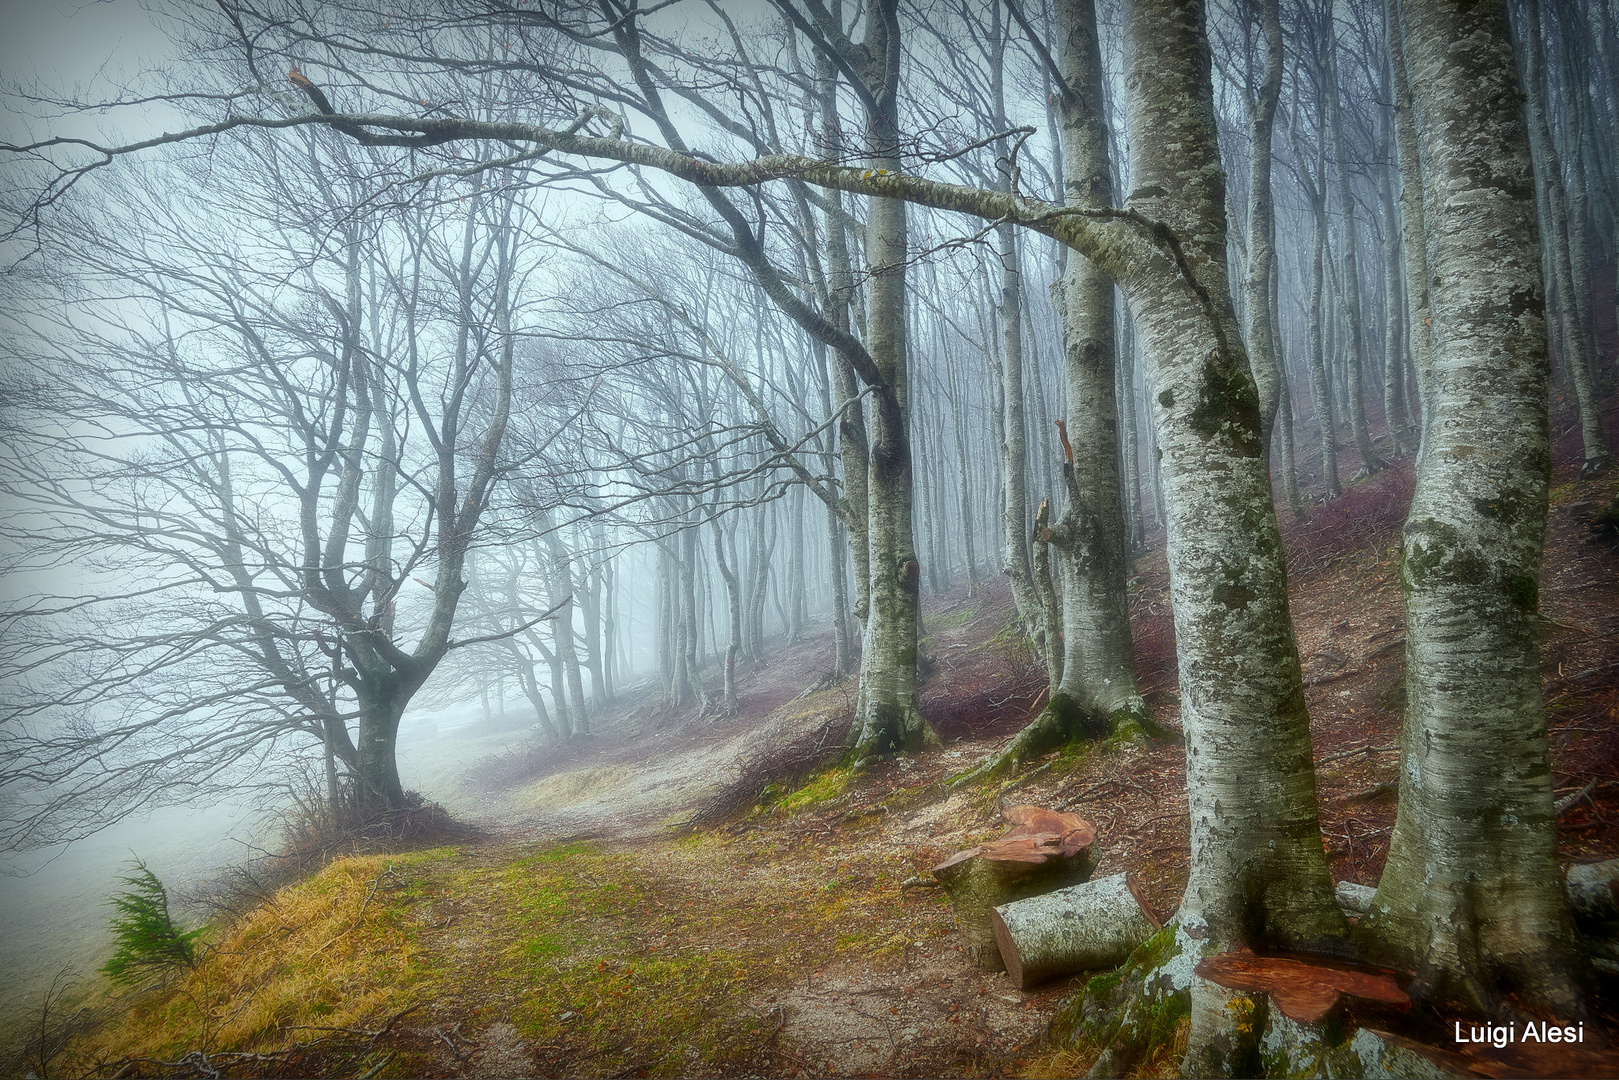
[0,0,179,145]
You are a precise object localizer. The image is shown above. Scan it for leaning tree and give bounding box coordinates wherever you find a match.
[1,0,1591,1065]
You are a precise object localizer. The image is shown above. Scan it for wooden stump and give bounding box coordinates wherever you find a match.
[990,872,1161,988]
[929,805,1096,971]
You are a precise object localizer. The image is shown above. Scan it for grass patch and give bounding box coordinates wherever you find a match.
[512,765,630,811]
[924,606,976,632]
[64,850,453,1075]
[495,841,792,1076]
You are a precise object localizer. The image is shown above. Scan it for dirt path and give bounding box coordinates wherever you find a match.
[41,397,1619,1079]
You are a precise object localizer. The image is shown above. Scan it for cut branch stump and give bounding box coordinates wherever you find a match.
[929,804,1096,971]
[1336,880,1376,915]
[990,871,1161,988]
[1193,950,1408,1025]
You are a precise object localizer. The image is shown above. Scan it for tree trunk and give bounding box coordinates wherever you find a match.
[997,219,1042,639]
[816,47,873,632]
[1118,306,1146,550]
[354,687,408,811]
[1378,162,1414,456]
[1387,7,1433,460]
[1118,3,1349,1067]
[1272,259,1305,518]
[1244,0,1285,448]
[1522,0,1610,476]
[1363,0,1586,1021]
[966,0,1148,783]
[1323,24,1384,477]
[680,520,709,713]
[948,338,983,586]
[710,512,743,716]
[1306,204,1343,498]
[846,0,933,760]
[787,484,806,641]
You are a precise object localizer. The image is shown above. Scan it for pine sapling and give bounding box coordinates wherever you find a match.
[100,858,202,986]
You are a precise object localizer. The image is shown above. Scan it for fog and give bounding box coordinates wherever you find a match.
[1,0,1614,1069]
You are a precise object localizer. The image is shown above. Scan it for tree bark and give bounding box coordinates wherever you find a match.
[1362,0,1586,1020]
[1116,9,1349,1068]
[1522,0,1610,476]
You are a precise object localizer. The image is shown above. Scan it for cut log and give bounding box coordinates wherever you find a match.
[1336,880,1376,915]
[1193,951,1408,1025]
[929,804,1096,971]
[1340,863,1618,924]
[1567,858,1619,923]
[990,872,1161,989]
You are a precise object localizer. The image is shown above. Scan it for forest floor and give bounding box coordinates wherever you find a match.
[15,404,1619,1080]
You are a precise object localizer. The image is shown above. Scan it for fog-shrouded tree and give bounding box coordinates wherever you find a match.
[4,0,1608,1067]
[1,107,562,837]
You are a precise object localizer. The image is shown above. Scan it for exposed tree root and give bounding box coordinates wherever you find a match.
[950,693,1167,789]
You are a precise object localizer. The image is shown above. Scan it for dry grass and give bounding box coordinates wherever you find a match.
[67,851,453,1075]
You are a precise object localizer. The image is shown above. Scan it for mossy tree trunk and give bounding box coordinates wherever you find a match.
[1361,0,1587,1021]
[845,0,935,760]
[1123,0,1344,959]
[973,0,1149,780]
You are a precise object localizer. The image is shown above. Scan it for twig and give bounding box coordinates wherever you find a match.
[1556,780,1598,817]
[357,1052,395,1079]
[900,876,942,890]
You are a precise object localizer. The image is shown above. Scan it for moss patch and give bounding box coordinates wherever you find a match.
[776,765,854,813]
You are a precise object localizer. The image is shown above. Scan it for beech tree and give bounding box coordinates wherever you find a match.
[1,110,558,834]
[1357,0,1588,1018]
[3,0,1605,1065]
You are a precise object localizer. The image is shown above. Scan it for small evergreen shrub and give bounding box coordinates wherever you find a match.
[100,858,202,985]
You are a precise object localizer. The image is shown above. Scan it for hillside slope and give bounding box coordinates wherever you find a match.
[12,444,1619,1080]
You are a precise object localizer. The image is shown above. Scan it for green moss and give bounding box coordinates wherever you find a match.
[498,845,774,1076]
[1187,352,1263,457]
[1126,924,1182,971]
[776,766,853,813]
[1506,573,1539,611]
[1084,971,1123,999]
[1471,488,1533,523]
[924,606,975,631]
